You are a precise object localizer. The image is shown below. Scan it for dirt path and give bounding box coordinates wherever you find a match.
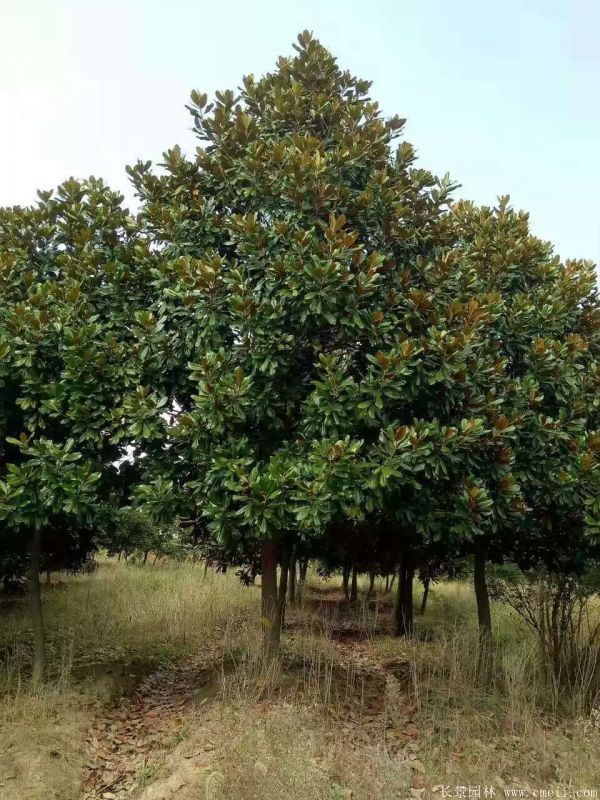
[80,609,421,799]
[81,656,220,800]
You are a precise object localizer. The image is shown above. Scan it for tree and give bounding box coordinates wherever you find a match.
[122,31,465,652]
[0,178,145,679]
[122,32,534,655]
[0,438,100,681]
[446,199,600,659]
[118,33,598,660]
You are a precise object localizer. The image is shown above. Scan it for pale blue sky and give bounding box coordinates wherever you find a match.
[1,0,598,262]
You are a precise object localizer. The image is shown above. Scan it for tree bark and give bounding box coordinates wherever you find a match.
[350,563,358,603]
[404,554,414,634]
[277,544,290,632]
[342,560,351,600]
[384,574,390,593]
[261,541,290,657]
[367,568,376,600]
[299,558,308,583]
[394,544,414,637]
[420,577,430,614]
[143,550,149,566]
[298,557,308,602]
[287,550,297,605]
[30,527,45,684]
[474,541,492,679]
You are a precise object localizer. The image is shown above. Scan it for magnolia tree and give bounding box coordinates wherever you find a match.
[122,33,534,651]
[0,179,146,680]
[444,200,600,653]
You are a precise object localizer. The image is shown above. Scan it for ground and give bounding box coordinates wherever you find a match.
[0,559,599,800]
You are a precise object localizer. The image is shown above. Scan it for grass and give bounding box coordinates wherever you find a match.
[1,561,600,799]
[0,558,257,800]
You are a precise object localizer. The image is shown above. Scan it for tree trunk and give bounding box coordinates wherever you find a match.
[389,572,396,592]
[288,550,297,605]
[367,568,376,600]
[384,574,390,593]
[261,541,279,656]
[277,544,290,632]
[394,545,414,637]
[203,560,209,577]
[474,541,492,679]
[350,563,358,603]
[404,555,414,634]
[45,570,51,588]
[342,560,351,600]
[420,577,430,614]
[298,557,308,602]
[300,558,308,583]
[29,527,45,684]
[143,550,149,566]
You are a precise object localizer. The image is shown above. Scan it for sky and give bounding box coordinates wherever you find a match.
[1,0,599,262]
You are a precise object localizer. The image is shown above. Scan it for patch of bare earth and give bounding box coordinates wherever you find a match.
[78,609,427,800]
[81,650,221,800]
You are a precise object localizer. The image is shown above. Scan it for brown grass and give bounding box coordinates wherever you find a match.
[1,563,600,800]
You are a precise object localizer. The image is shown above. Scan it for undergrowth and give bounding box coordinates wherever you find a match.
[1,562,600,800]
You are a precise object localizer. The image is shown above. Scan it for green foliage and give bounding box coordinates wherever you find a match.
[0,178,146,574]
[109,507,193,562]
[117,33,600,580]
[125,32,507,555]
[1,32,598,598]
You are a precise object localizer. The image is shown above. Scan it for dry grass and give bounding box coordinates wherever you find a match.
[371,581,600,789]
[2,564,600,800]
[0,558,257,800]
[203,704,411,800]
[1,558,258,689]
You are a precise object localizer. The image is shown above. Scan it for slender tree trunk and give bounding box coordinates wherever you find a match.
[367,568,376,600]
[288,549,297,606]
[143,550,149,566]
[298,557,308,602]
[152,554,159,566]
[404,554,414,634]
[203,560,209,577]
[277,544,290,632]
[29,528,45,684]
[394,557,405,637]
[45,570,51,588]
[300,558,308,583]
[261,541,281,657]
[389,572,396,592]
[385,574,390,593]
[474,541,492,679]
[350,563,358,603]
[420,577,430,614]
[342,560,351,600]
[394,545,414,637]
